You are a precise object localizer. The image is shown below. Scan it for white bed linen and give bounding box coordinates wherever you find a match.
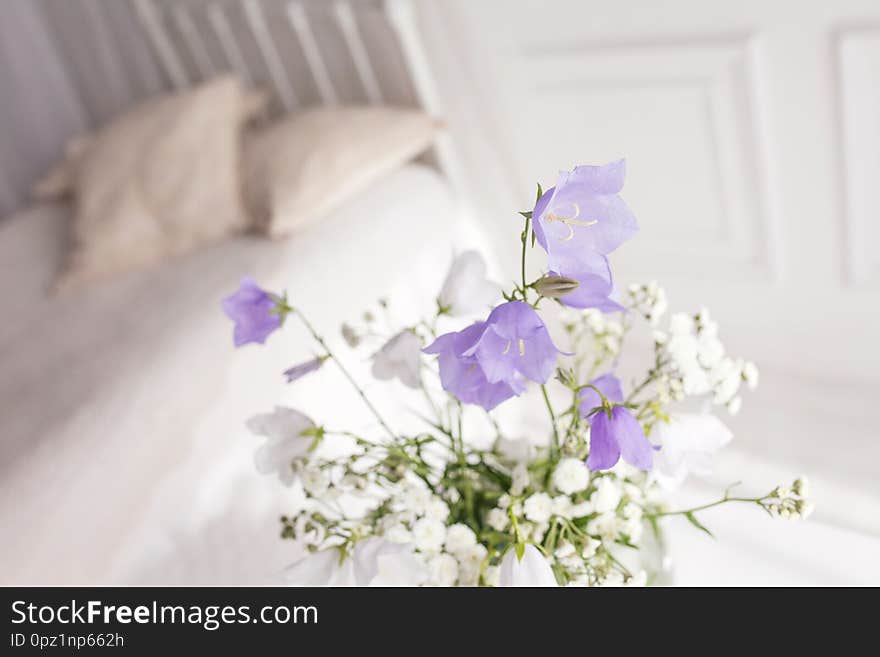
[0,164,465,585]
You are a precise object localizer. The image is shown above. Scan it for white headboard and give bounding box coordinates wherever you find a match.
[0,0,451,218]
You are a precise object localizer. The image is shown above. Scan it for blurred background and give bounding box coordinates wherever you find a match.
[1,0,878,585]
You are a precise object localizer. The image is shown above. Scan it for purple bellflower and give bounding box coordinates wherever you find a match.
[464,301,564,387]
[578,372,625,416]
[532,160,639,263]
[222,277,284,347]
[283,356,327,383]
[423,322,524,411]
[550,251,625,313]
[579,372,655,471]
[588,406,655,471]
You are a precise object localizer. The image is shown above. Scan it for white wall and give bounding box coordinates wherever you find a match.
[417,0,880,534]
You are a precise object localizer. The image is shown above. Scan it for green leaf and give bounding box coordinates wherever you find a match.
[514,541,525,561]
[535,182,544,203]
[685,511,715,539]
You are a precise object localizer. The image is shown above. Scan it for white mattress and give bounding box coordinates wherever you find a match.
[0,164,466,584]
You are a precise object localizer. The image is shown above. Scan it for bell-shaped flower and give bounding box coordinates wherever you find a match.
[283,548,353,586]
[438,250,501,316]
[222,277,284,347]
[284,538,427,586]
[578,372,625,416]
[650,413,732,490]
[348,537,428,586]
[498,544,558,587]
[246,406,317,485]
[424,322,524,411]
[532,160,638,264]
[464,301,564,387]
[588,405,655,471]
[371,330,422,389]
[283,356,326,383]
[549,251,625,313]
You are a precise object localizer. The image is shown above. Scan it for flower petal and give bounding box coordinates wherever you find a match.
[610,406,654,471]
[586,410,621,471]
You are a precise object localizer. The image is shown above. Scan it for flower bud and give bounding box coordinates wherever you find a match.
[792,476,809,498]
[533,275,580,298]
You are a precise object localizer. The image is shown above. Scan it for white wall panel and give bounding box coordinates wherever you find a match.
[506,35,781,283]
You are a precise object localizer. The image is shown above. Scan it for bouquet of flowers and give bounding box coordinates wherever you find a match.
[223,160,811,586]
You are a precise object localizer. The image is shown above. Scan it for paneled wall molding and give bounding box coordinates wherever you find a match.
[500,33,783,283]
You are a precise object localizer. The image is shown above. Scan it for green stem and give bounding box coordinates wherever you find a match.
[521,215,530,301]
[292,308,396,440]
[541,384,560,461]
[650,495,766,518]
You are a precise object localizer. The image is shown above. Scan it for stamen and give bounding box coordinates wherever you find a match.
[545,203,599,242]
[518,339,526,356]
[502,340,511,355]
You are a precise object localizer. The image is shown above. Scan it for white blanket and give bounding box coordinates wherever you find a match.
[0,164,465,584]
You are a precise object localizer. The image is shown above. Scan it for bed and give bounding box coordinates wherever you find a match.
[0,0,481,585]
[0,162,466,584]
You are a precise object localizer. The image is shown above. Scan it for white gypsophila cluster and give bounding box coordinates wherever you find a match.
[653,308,758,415]
[375,480,489,586]
[485,462,662,587]
[765,477,814,520]
[562,307,626,364]
[626,281,668,326]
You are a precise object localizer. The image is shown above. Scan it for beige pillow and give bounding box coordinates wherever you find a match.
[48,76,265,292]
[244,106,439,238]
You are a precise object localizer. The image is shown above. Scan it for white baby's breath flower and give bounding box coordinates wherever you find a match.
[622,502,642,521]
[497,494,512,510]
[401,484,432,516]
[669,312,694,336]
[412,518,446,553]
[697,334,725,368]
[486,507,509,532]
[569,501,593,518]
[622,516,644,543]
[554,542,576,559]
[383,522,413,544]
[529,522,549,542]
[581,537,601,559]
[483,565,501,587]
[551,495,573,518]
[427,553,459,586]
[511,463,530,496]
[590,477,623,514]
[300,466,329,497]
[425,498,450,522]
[444,523,477,556]
[523,493,553,524]
[622,482,644,501]
[726,396,742,416]
[552,458,590,495]
[742,361,759,389]
[792,476,809,498]
[457,544,488,586]
[587,512,620,541]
